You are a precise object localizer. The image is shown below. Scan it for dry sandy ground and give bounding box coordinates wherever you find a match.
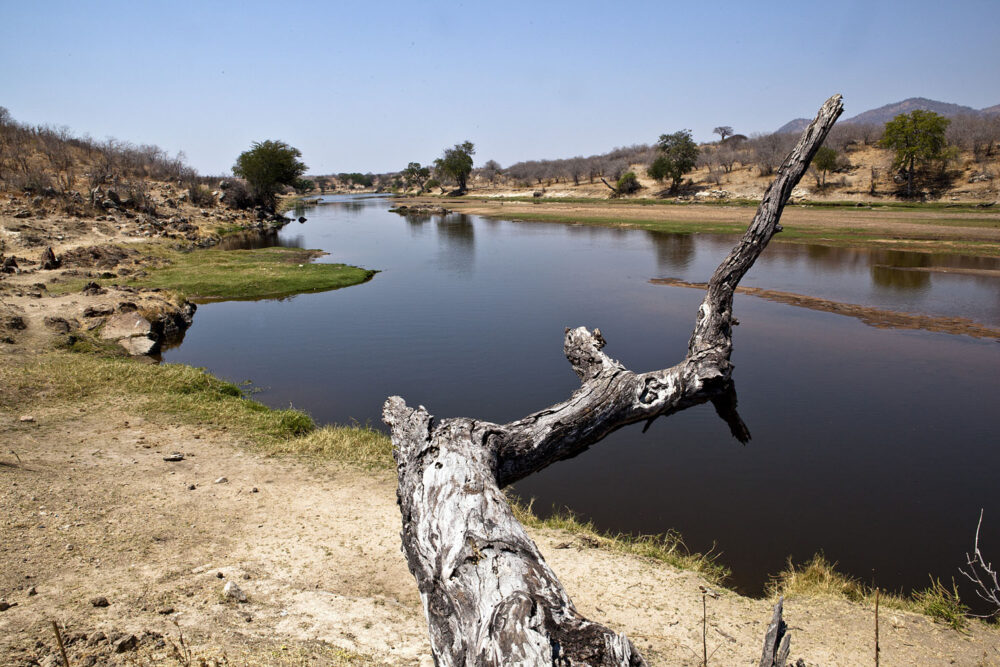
[2,398,999,666]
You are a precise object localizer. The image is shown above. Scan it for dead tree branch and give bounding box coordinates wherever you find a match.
[383,95,843,665]
[960,509,1000,618]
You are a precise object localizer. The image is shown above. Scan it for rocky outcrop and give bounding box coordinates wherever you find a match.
[100,312,160,355]
[388,204,452,215]
[97,301,196,356]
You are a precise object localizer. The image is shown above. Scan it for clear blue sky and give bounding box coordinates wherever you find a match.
[2,0,998,176]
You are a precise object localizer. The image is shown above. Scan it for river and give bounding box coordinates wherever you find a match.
[163,194,1000,600]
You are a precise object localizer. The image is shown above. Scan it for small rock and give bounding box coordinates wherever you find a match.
[27,586,36,596]
[223,580,247,602]
[80,656,98,667]
[298,216,307,223]
[251,487,259,493]
[217,571,224,578]
[113,634,138,653]
[87,631,106,646]
[163,453,184,462]
[157,606,174,614]
[81,282,106,296]
[19,415,35,423]
[187,484,196,491]
[213,476,228,484]
[43,316,72,333]
[0,600,16,611]
[89,596,109,608]
[82,305,114,318]
[40,247,61,270]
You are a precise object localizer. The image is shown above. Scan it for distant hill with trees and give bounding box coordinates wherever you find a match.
[777,97,1000,134]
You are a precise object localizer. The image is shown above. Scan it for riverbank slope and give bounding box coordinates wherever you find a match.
[2,351,999,666]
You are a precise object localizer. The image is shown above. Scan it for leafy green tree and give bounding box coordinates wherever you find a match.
[651,130,699,192]
[811,146,838,188]
[402,162,431,191]
[232,140,307,210]
[293,178,315,194]
[879,110,951,197]
[436,141,475,193]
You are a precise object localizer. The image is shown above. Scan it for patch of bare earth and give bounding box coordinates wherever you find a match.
[2,391,998,665]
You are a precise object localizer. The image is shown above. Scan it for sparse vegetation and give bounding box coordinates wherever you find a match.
[509,497,731,586]
[768,554,973,630]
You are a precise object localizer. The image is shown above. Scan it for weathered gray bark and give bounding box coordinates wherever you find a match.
[384,95,843,666]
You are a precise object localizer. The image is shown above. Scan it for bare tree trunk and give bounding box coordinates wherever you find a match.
[384,95,844,665]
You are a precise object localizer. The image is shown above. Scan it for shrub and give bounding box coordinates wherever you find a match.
[187,184,215,207]
[224,180,255,210]
[616,172,640,195]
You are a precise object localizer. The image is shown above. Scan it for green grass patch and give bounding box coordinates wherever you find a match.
[0,352,315,445]
[50,245,376,301]
[510,496,730,586]
[122,246,376,301]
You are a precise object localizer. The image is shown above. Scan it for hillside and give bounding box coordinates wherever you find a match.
[778,97,1000,133]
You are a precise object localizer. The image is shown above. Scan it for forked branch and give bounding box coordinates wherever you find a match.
[384,95,843,665]
[960,509,1000,618]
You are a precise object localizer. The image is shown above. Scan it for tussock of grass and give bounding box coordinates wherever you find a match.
[510,497,730,586]
[768,554,971,630]
[272,425,394,468]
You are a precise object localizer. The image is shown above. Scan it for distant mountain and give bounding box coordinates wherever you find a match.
[776,97,1000,133]
[775,117,811,134]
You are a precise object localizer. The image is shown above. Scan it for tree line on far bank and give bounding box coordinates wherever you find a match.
[4,102,996,210]
[379,111,998,200]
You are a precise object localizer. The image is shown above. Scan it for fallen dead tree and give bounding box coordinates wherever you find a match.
[384,95,844,665]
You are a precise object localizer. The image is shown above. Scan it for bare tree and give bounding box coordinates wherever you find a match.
[714,125,734,142]
[947,115,1000,162]
[382,95,843,665]
[748,132,798,176]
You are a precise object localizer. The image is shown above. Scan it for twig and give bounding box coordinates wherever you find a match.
[51,620,70,667]
[700,585,719,666]
[875,587,880,667]
[959,509,1000,618]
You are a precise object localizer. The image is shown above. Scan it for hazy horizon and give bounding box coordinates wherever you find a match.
[2,0,998,176]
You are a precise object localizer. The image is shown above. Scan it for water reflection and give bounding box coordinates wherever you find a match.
[436,214,475,274]
[647,231,695,271]
[215,230,305,251]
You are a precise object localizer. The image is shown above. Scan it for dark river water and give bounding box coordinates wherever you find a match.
[164,194,1000,600]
